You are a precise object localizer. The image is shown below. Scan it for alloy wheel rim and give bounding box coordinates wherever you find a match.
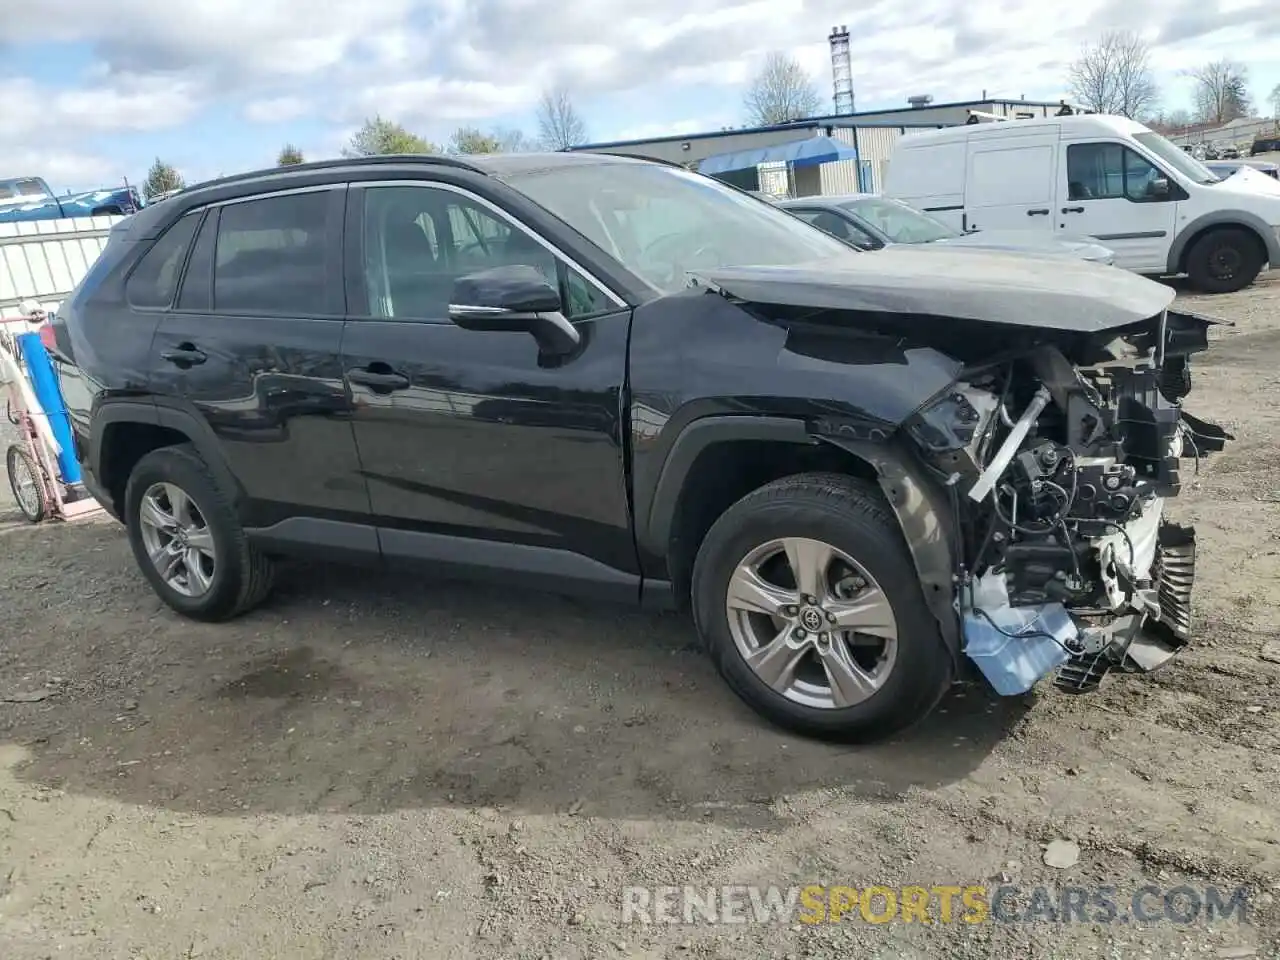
[725,536,898,710]
[137,482,216,597]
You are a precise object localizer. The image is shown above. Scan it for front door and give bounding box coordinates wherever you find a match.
[339,179,640,600]
[150,186,371,535]
[1056,140,1180,272]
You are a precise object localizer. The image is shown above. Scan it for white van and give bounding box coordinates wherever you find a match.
[883,113,1280,293]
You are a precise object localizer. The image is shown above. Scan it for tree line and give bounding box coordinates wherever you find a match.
[735,33,1279,131]
[139,84,589,200]
[139,39,1280,201]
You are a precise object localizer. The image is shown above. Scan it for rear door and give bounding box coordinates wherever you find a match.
[1056,139,1180,272]
[964,131,1059,232]
[150,185,372,536]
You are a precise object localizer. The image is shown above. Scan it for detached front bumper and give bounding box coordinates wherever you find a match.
[1055,518,1198,694]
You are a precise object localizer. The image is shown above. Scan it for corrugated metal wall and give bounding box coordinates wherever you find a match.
[0,215,120,311]
[856,126,905,194]
[820,127,862,194]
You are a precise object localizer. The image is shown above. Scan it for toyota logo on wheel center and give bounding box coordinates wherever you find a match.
[800,608,824,632]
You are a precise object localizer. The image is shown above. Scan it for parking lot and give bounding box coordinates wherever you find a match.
[0,279,1278,958]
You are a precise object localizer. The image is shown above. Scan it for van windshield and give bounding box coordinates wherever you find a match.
[1133,132,1220,184]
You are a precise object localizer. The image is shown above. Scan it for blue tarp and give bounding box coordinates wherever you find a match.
[698,136,858,175]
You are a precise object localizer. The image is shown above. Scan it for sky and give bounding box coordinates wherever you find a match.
[2,0,1279,193]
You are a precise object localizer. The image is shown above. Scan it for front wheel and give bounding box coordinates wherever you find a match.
[124,444,274,621]
[691,473,952,742]
[1185,228,1264,294]
[6,444,49,523]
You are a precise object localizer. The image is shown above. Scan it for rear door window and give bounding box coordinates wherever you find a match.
[126,211,201,308]
[212,191,336,315]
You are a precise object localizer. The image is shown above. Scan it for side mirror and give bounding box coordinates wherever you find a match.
[448,265,579,354]
[1148,177,1171,199]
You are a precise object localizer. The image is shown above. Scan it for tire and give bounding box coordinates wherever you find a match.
[6,444,49,523]
[124,443,274,621]
[691,472,952,742]
[1185,227,1264,294]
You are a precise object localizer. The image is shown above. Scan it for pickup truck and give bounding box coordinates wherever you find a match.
[0,175,142,225]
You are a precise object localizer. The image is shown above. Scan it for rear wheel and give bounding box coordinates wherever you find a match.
[1185,227,1264,294]
[691,473,952,742]
[124,444,274,620]
[6,444,49,523]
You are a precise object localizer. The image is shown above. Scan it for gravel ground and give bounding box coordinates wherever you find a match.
[1,278,1278,959]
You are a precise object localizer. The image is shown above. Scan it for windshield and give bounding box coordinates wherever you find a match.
[841,196,959,244]
[0,178,48,201]
[504,162,853,293]
[1133,132,1220,184]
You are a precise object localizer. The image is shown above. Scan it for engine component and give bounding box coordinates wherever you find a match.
[968,385,1051,503]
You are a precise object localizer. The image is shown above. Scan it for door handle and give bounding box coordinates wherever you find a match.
[1061,206,1085,214]
[160,343,206,366]
[347,366,410,393]
[1027,208,1050,216]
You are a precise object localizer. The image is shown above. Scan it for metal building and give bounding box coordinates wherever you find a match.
[570,97,1067,197]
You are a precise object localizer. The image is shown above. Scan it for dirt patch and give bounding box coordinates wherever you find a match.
[1,277,1279,959]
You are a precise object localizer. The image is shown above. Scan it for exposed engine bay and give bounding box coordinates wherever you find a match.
[905,309,1232,695]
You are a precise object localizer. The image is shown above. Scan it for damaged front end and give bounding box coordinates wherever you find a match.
[905,308,1232,695]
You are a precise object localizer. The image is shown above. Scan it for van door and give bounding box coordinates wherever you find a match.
[1056,140,1179,272]
[964,133,1059,232]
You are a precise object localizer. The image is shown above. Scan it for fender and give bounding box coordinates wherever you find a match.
[817,434,963,663]
[1165,210,1280,275]
[91,397,244,513]
[640,415,816,558]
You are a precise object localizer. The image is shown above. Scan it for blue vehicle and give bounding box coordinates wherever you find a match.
[0,175,143,224]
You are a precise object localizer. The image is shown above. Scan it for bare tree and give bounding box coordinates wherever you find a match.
[743,52,822,126]
[1187,59,1253,125]
[1269,83,1280,119]
[536,86,587,150]
[1066,30,1159,119]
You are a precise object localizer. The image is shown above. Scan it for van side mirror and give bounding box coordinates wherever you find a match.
[448,264,579,354]
[1148,177,1171,199]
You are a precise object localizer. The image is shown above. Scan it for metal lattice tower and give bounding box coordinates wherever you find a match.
[829,25,854,115]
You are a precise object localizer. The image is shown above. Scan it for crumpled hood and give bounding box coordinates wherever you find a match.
[932,228,1114,263]
[693,245,1176,333]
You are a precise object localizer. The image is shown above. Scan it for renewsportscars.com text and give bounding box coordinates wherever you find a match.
[620,884,1250,925]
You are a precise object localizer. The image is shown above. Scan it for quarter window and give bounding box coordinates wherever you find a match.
[359,185,611,322]
[213,191,332,315]
[126,212,200,308]
[1067,143,1167,202]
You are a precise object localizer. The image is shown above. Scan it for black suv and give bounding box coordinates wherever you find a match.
[51,153,1230,741]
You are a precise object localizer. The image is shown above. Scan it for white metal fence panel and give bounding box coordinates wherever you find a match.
[0,215,122,311]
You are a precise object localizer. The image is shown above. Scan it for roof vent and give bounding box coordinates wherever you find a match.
[907,94,933,109]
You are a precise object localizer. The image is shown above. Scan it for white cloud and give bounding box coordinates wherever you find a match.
[1,0,1279,189]
[243,96,312,124]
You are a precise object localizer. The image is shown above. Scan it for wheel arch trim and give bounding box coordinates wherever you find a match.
[1166,210,1278,275]
[91,398,243,511]
[816,434,963,663]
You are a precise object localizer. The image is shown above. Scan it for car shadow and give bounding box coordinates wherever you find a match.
[2,530,1031,830]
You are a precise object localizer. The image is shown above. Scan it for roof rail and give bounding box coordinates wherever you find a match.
[182,153,487,194]
[964,110,1009,124]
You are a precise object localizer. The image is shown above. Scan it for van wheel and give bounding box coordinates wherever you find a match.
[690,472,952,742]
[1185,228,1263,294]
[124,444,274,621]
